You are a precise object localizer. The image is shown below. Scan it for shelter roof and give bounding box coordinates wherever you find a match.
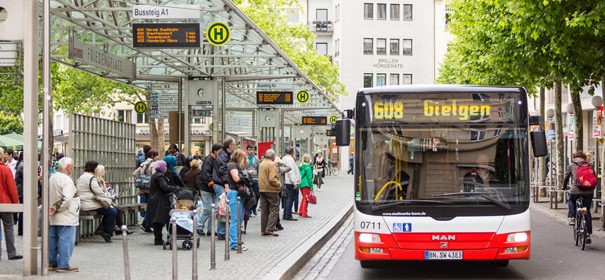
[49,0,341,128]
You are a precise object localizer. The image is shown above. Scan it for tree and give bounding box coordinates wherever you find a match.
[0,112,23,135]
[234,0,345,98]
[439,0,605,188]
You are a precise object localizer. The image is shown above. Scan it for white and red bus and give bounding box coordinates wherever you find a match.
[335,85,545,268]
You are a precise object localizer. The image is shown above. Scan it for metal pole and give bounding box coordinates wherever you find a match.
[42,0,52,276]
[24,0,40,275]
[171,217,178,280]
[224,198,230,260]
[210,204,216,270]
[237,196,242,254]
[121,225,131,280]
[192,210,198,280]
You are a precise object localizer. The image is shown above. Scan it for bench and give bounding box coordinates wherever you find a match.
[76,203,147,244]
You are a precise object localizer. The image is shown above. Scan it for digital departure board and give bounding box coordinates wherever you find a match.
[133,23,200,48]
[256,91,293,105]
[302,116,327,125]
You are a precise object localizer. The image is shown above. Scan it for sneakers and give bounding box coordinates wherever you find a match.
[8,255,23,260]
[231,245,248,251]
[49,264,57,271]
[140,225,153,232]
[197,229,205,236]
[568,217,575,226]
[154,239,164,245]
[586,235,592,244]
[56,267,79,273]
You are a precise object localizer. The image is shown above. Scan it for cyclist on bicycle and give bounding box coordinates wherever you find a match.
[562,150,594,244]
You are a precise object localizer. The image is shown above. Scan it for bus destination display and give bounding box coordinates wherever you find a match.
[133,23,200,48]
[257,91,293,105]
[302,116,327,125]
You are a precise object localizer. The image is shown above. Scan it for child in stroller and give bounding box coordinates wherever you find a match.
[164,188,199,250]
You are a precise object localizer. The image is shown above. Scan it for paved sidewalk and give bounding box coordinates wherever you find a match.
[0,175,354,279]
[530,193,605,239]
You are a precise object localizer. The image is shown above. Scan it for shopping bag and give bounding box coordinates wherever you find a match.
[308,191,317,204]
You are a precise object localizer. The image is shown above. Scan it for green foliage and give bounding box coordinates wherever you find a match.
[0,112,23,134]
[438,0,605,96]
[234,0,345,98]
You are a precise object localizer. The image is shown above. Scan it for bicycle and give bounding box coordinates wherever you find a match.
[330,161,339,176]
[572,196,589,250]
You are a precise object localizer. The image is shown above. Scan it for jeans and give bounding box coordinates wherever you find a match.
[139,193,149,229]
[213,184,226,236]
[283,184,297,219]
[94,207,118,236]
[49,225,76,269]
[569,193,593,234]
[0,212,17,258]
[226,190,240,249]
[198,190,216,233]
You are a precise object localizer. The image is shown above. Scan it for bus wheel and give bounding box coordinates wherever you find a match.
[491,260,509,267]
[360,260,380,269]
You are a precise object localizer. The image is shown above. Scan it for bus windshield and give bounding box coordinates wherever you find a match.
[355,90,530,216]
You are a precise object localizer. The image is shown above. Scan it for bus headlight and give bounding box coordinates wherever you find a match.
[358,233,381,243]
[506,232,528,243]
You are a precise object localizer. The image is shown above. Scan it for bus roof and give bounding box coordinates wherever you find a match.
[358,85,526,95]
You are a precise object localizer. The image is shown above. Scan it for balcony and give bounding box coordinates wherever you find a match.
[312,21,333,34]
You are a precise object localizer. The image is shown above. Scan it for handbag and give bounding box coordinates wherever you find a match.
[308,191,317,204]
[89,177,112,209]
[134,162,152,190]
[237,184,251,200]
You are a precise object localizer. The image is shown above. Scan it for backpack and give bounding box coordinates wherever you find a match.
[575,162,597,190]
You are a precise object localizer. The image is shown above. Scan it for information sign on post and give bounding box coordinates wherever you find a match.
[256,91,293,105]
[302,116,327,125]
[133,23,200,48]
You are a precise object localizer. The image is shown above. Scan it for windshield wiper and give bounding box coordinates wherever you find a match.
[431,192,511,210]
[371,199,453,211]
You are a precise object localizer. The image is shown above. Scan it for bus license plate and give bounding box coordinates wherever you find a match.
[424,250,463,260]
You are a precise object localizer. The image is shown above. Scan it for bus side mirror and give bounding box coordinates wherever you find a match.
[530,130,548,157]
[335,119,351,146]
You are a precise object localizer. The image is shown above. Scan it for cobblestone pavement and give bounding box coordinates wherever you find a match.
[0,175,354,279]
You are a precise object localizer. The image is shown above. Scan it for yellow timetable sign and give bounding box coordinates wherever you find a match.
[256,91,293,105]
[133,23,200,48]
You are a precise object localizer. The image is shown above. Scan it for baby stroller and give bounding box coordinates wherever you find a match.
[164,188,200,250]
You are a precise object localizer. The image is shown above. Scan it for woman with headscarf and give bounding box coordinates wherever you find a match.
[94,165,133,235]
[147,160,179,245]
[164,155,184,188]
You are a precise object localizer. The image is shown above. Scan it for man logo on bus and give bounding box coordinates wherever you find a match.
[424,100,490,121]
[432,234,456,241]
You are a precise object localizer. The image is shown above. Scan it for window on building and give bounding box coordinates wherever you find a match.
[364,3,373,19]
[377,73,386,86]
[390,4,400,20]
[136,112,146,124]
[335,38,340,56]
[316,42,328,55]
[377,3,387,20]
[376,38,387,55]
[316,9,328,22]
[402,39,413,55]
[363,38,373,55]
[403,4,413,21]
[389,39,400,55]
[193,117,208,124]
[364,73,373,87]
[335,4,340,22]
[389,74,400,85]
[402,74,413,84]
[117,110,131,123]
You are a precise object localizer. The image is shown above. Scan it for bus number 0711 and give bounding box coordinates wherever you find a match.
[360,221,381,230]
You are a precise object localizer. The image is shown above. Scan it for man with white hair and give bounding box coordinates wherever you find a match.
[258,149,281,236]
[48,157,80,272]
[0,147,22,260]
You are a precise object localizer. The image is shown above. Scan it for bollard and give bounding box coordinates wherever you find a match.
[210,204,216,270]
[192,210,198,280]
[171,217,178,280]
[121,225,131,280]
[225,197,230,260]
[237,196,242,254]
